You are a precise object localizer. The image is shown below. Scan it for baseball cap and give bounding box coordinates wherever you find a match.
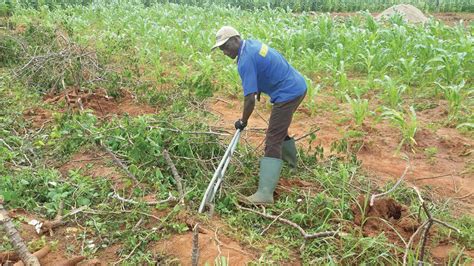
[211,26,240,50]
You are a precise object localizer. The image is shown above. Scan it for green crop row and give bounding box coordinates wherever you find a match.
[7,1,471,131]
[3,0,474,13]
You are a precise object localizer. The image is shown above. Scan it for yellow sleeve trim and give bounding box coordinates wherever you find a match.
[259,44,268,57]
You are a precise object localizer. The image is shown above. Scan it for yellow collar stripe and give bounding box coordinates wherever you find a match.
[259,44,268,57]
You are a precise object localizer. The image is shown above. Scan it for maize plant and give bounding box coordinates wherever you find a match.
[305,82,321,117]
[428,50,467,85]
[381,106,418,152]
[435,80,468,122]
[376,76,406,109]
[345,94,369,126]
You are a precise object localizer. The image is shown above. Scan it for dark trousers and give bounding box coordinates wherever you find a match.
[265,92,306,158]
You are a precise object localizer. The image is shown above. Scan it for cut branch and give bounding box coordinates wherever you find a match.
[237,205,339,240]
[191,223,199,266]
[163,149,185,203]
[111,192,177,206]
[102,146,139,183]
[402,220,429,266]
[418,220,433,265]
[295,127,321,142]
[154,127,231,136]
[40,206,87,235]
[14,32,103,92]
[260,208,290,236]
[0,201,40,266]
[432,218,460,233]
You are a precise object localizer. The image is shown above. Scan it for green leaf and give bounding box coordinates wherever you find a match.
[77,197,91,206]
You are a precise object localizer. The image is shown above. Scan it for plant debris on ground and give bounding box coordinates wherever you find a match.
[0,1,473,265]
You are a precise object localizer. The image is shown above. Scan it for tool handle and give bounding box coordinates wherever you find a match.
[198,130,241,213]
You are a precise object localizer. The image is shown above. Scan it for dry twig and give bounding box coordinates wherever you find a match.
[410,186,460,265]
[111,192,177,206]
[154,127,231,136]
[0,138,13,151]
[295,127,321,142]
[14,31,103,92]
[414,173,452,181]
[163,149,185,203]
[237,205,339,240]
[260,208,290,236]
[102,146,139,184]
[402,220,429,266]
[39,205,87,235]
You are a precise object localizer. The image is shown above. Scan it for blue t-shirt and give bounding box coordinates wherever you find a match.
[237,40,307,103]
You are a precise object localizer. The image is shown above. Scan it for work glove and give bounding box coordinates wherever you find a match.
[234,119,247,130]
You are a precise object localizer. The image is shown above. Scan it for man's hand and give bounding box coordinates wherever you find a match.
[234,119,247,130]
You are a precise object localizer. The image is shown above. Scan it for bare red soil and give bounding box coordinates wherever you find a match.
[153,224,256,265]
[206,94,474,216]
[10,86,472,264]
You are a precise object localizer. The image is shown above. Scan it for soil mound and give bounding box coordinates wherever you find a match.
[376,4,429,23]
[43,88,156,117]
[352,196,421,244]
[23,107,52,128]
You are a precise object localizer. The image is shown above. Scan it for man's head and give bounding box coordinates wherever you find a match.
[212,26,241,59]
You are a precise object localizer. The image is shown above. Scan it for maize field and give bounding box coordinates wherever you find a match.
[0,1,473,265]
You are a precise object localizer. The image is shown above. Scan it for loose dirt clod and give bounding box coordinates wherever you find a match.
[376,4,429,23]
[352,196,421,244]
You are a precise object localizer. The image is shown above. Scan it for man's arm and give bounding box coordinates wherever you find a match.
[235,92,256,130]
[242,92,256,123]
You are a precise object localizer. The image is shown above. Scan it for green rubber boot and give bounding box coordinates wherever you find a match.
[244,157,282,205]
[282,137,297,169]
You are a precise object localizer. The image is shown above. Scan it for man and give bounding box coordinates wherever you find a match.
[212,26,307,204]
